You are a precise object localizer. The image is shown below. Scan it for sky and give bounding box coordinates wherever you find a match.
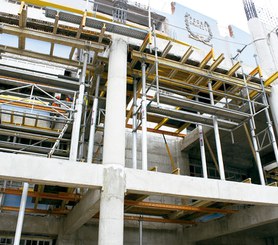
[137,0,278,33]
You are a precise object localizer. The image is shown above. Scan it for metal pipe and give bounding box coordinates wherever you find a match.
[79,93,88,160]
[208,82,225,180]
[132,77,138,169]
[148,0,151,30]
[69,51,89,161]
[198,125,208,178]
[196,97,207,178]
[141,62,148,170]
[249,120,266,185]
[153,25,160,106]
[14,182,29,245]
[139,220,143,245]
[87,74,101,163]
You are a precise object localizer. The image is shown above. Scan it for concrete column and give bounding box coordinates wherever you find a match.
[248,18,277,76]
[269,82,278,136]
[98,38,127,245]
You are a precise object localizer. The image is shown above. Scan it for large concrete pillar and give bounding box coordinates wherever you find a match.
[269,82,278,135]
[98,38,127,245]
[248,18,277,76]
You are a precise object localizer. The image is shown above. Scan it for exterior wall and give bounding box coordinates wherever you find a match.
[57,224,182,245]
[196,235,265,245]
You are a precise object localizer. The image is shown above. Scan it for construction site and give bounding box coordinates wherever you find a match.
[0,0,278,244]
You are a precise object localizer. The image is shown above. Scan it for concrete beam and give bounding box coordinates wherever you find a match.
[0,152,103,188]
[181,126,211,151]
[62,189,101,235]
[125,168,278,205]
[1,152,278,206]
[0,24,105,52]
[183,205,278,242]
[0,213,60,235]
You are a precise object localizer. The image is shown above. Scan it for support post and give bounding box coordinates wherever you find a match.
[198,125,208,178]
[69,51,89,161]
[87,74,101,163]
[141,62,148,170]
[14,182,29,245]
[196,97,208,178]
[132,77,138,169]
[249,120,266,185]
[139,220,143,245]
[208,82,225,180]
[98,38,127,245]
[153,26,160,106]
[79,93,88,160]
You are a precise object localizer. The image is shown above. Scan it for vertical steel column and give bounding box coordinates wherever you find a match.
[87,74,101,163]
[198,125,208,178]
[141,62,148,170]
[79,93,88,160]
[69,51,89,161]
[139,220,143,245]
[98,38,127,245]
[196,97,208,178]
[14,182,29,245]
[249,120,266,185]
[208,82,225,180]
[132,77,138,169]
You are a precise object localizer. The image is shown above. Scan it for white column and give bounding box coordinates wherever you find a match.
[98,38,127,245]
[14,182,29,245]
[69,52,89,161]
[248,18,277,76]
